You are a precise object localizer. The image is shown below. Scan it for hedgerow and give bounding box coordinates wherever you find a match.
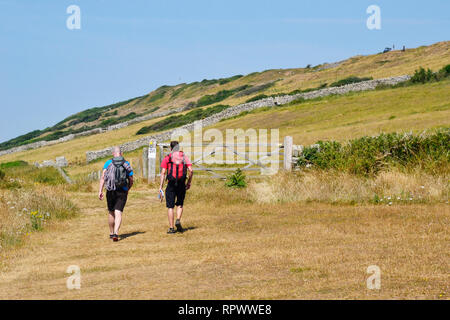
[296,129,450,175]
[136,104,230,135]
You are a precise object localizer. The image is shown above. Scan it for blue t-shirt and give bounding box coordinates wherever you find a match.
[103,160,134,191]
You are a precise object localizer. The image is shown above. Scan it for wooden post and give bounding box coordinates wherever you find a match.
[148,141,157,182]
[142,147,148,180]
[283,136,293,171]
[159,145,164,177]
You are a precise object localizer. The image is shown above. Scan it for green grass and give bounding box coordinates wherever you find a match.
[136,104,230,135]
[297,129,449,175]
[0,160,28,169]
[196,85,251,107]
[212,79,450,145]
[329,76,373,87]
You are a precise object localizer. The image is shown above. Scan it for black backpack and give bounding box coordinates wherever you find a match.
[166,152,187,186]
[112,157,128,189]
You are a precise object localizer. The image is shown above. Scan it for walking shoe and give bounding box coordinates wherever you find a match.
[167,228,176,234]
[175,219,183,233]
[112,234,119,242]
[109,234,114,239]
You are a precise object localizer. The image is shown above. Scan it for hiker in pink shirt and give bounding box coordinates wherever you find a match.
[159,141,194,234]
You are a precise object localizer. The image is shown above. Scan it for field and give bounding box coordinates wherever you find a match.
[0,79,449,175]
[0,42,449,300]
[0,180,448,299]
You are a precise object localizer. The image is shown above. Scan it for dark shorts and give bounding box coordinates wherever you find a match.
[165,181,186,209]
[106,190,128,212]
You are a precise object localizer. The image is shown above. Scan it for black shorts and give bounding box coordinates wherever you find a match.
[165,181,186,209]
[106,190,128,212]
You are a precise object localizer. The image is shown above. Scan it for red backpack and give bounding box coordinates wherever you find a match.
[166,151,187,185]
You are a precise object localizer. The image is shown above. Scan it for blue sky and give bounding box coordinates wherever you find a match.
[0,0,449,142]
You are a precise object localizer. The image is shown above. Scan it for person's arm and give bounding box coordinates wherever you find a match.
[128,176,134,191]
[159,168,166,191]
[98,169,106,200]
[186,166,193,190]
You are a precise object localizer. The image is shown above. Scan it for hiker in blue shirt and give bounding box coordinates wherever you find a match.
[98,146,134,242]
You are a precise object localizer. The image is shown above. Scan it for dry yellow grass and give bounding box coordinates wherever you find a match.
[0,179,448,299]
[249,170,449,204]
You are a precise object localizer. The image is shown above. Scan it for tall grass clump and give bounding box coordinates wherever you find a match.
[249,170,449,205]
[296,129,449,175]
[0,163,78,250]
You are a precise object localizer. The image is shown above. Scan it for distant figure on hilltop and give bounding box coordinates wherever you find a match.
[98,146,134,242]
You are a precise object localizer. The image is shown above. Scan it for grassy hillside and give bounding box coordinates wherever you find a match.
[212,79,450,145]
[1,43,449,300]
[1,41,449,151]
[0,78,449,173]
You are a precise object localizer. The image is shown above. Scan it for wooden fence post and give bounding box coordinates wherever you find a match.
[142,147,148,179]
[148,141,157,182]
[283,136,293,171]
[159,144,164,177]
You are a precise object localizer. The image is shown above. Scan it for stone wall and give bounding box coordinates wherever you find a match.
[85,75,410,163]
[0,105,186,157]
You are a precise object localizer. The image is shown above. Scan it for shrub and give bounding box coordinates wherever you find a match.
[147,89,167,103]
[137,105,230,135]
[377,64,450,90]
[329,76,373,87]
[234,82,275,97]
[0,160,28,169]
[100,112,139,127]
[410,67,436,84]
[246,94,268,103]
[196,85,251,107]
[296,129,450,175]
[225,168,247,188]
[218,75,243,85]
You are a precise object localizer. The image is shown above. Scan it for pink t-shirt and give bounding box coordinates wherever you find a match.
[161,151,192,179]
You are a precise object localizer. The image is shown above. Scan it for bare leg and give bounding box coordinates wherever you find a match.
[114,210,122,234]
[176,206,183,221]
[108,211,115,234]
[168,208,175,228]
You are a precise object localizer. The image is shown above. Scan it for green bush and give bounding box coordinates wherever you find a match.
[218,75,243,85]
[329,76,373,87]
[235,82,275,97]
[0,160,28,169]
[100,112,139,127]
[137,105,230,135]
[377,64,450,90]
[410,67,436,84]
[196,85,250,107]
[225,168,247,188]
[245,94,269,103]
[296,129,450,175]
[147,88,167,103]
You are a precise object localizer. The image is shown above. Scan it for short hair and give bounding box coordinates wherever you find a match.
[170,141,179,150]
[112,146,122,155]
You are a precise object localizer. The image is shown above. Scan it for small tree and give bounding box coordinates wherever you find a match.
[225,168,247,188]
